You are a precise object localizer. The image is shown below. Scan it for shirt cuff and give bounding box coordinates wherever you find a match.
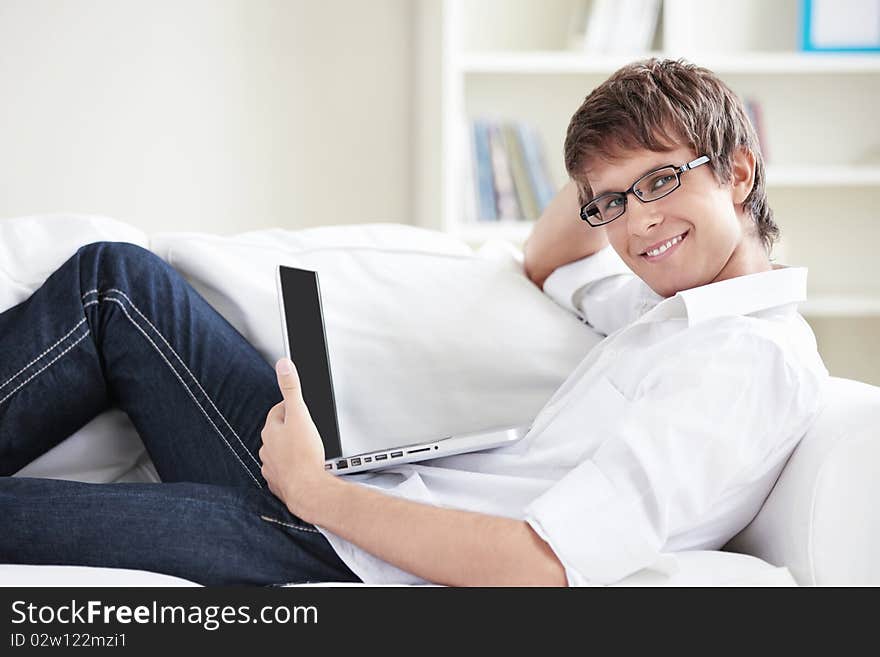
[542,245,631,318]
[523,459,665,586]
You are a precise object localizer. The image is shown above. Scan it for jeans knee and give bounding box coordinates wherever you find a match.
[77,241,168,277]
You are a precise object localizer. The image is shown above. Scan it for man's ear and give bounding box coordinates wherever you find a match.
[730,146,756,206]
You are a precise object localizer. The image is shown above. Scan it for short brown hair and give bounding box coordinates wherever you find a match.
[564,57,778,254]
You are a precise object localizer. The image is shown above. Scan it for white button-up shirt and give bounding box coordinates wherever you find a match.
[315,245,830,586]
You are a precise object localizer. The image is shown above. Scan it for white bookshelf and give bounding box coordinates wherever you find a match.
[765,166,880,187]
[420,0,880,383]
[801,296,880,317]
[460,51,880,75]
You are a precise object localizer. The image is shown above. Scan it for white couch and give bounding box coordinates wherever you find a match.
[2,215,878,587]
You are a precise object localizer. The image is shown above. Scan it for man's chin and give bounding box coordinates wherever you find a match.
[630,261,701,298]
[644,275,694,299]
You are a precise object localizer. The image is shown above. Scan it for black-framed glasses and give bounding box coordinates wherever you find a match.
[579,155,711,227]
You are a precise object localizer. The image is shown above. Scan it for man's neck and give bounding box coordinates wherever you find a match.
[711,236,773,285]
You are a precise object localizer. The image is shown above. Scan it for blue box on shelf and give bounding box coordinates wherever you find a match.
[800,0,880,52]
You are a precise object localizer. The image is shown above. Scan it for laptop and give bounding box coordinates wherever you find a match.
[276,264,529,475]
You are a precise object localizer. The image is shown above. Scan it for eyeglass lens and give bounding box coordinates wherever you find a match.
[588,166,680,224]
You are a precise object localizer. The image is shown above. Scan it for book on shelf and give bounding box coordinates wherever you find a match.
[501,123,540,220]
[462,120,479,223]
[471,119,498,221]
[743,97,771,163]
[517,122,556,212]
[578,0,661,54]
[465,118,557,223]
[487,122,522,221]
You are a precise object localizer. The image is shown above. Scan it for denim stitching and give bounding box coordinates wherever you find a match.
[0,318,88,393]
[82,287,261,470]
[0,330,91,407]
[85,293,262,489]
[92,293,262,488]
[258,514,320,534]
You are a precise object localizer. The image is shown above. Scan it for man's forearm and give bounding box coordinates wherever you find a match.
[523,180,608,289]
[296,474,567,586]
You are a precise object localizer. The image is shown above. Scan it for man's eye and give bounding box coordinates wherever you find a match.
[607,197,624,208]
[653,175,675,189]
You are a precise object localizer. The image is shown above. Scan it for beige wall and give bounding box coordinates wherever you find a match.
[0,0,414,235]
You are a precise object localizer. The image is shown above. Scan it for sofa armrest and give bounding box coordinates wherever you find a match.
[724,376,880,585]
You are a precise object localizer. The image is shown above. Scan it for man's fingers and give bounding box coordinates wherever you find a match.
[266,401,285,422]
[275,358,306,422]
[276,358,302,395]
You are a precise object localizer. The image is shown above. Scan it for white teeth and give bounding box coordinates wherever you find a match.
[645,233,684,257]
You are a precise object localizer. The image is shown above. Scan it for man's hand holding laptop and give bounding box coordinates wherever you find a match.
[258,357,328,518]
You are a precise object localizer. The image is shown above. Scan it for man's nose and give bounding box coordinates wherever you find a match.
[625,194,663,236]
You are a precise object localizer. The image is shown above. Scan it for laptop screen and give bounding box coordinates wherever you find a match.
[277,265,343,460]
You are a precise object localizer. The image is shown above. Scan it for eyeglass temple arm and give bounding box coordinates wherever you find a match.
[678,155,710,173]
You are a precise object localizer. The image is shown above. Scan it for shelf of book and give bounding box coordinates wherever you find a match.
[459,51,880,75]
[766,166,880,186]
[800,295,880,317]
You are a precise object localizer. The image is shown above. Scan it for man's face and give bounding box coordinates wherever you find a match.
[583,145,754,298]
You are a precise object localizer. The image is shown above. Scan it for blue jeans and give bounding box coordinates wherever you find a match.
[0,242,361,586]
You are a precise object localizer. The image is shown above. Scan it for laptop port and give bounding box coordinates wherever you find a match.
[390,451,403,458]
[375,454,388,461]
[364,457,373,463]
[324,463,333,470]
[406,447,430,454]
[336,460,348,469]
[350,458,361,466]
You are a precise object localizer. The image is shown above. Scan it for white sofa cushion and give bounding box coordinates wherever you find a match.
[0,564,199,586]
[3,215,153,483]
[724,376,880,585]
[14,409,159,483]
[148,227,602,452]
[0,213,149,310]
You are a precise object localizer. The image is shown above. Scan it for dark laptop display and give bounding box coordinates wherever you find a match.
[277,263,528,475]
[277,265,343,460]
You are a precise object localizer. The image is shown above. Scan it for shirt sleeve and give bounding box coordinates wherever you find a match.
[522,327,827,586]
[541,244,640,336]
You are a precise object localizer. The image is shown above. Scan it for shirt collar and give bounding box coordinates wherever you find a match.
[635,266,808,327]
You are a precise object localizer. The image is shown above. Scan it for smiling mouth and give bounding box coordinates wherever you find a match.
[640,230,689,260]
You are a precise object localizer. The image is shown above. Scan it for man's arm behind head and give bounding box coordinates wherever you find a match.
[523,180,609,290]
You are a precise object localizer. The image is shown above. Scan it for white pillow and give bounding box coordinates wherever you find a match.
[0,213,149,310]
[2,214,152,483]
[150,226,603,451]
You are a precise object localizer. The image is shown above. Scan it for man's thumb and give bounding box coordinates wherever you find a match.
[275,358,302,405]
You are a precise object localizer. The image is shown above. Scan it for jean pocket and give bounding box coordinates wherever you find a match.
[246,487,320,534]
[257,513,321,535]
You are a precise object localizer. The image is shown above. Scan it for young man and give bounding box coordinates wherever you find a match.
[1,58,827,587]
[260,58,829,586]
